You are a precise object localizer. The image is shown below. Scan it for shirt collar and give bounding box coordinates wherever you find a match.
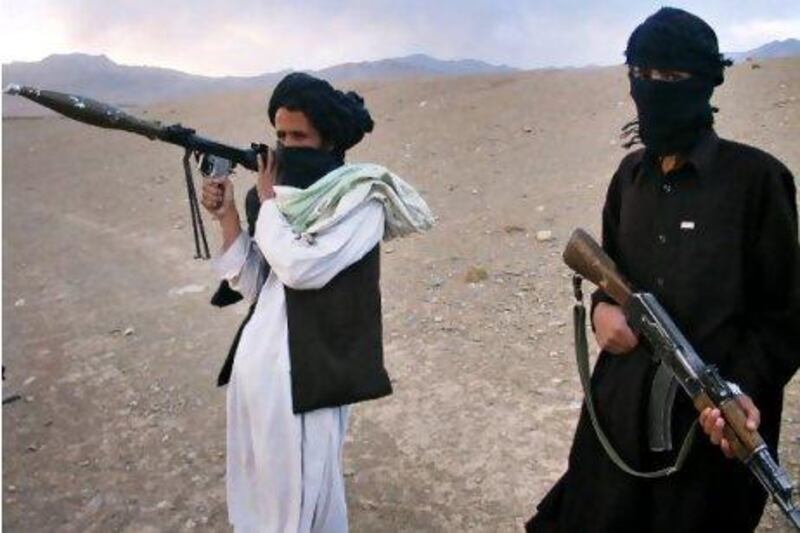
[635,129,719,181]
[684,129,719,178]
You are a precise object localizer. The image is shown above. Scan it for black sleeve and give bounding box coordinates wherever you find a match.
[725,165,800,396]
[244,186,262,237]
[590,159,627,326]
[210,280,244,307]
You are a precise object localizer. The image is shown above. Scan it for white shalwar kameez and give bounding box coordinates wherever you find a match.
[212,198,385,533]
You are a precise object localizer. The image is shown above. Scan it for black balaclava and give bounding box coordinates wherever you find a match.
[623,7,732,156]
[266,72,374,189]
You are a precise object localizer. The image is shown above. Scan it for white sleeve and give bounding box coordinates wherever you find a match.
[255,199,385,290]
[210,230,269,303]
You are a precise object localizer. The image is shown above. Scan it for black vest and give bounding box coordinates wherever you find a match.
[211,189,392,414]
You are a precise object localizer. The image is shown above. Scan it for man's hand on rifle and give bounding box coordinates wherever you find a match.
[257,148,277,202]
[592,302,639,354]
[201,178,236,221]
[699,395,761,459]
[201,178,242,252]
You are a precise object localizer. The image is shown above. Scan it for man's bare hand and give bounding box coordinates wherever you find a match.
[699,395,760,459]
[257,148,277,202]
[201,178,236,220]
[592,302,639,354]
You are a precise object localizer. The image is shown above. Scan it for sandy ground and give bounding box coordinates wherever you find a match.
[3,58,799,532]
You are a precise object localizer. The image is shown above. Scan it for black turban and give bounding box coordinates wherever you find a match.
[268,72,374,155]
[625,7,732,86]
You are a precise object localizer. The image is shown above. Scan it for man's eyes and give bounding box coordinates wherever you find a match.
[631,68,689,82]
[276,132,308,140]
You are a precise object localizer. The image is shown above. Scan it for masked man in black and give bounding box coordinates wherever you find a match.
[201,73,431,532]
[527,8,799,532]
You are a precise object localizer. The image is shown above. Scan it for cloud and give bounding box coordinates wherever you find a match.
[2,0,798,75]
[725,18,800,50]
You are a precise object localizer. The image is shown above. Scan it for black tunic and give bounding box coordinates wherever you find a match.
[528,131,800,532]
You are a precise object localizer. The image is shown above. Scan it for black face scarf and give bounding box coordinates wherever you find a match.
[240,146,342,237]
[622,7,731,156]
[275,145,343,189]
[627,75,715,156]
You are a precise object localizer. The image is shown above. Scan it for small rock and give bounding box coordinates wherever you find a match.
[26,444,38,453]
[14,299,25,307]
[156,500,170,510]
[7,485,17,493]
[536,230,554,242]
[23,376,36,386]
[86,494,103,513]
[504,225,526,235]
[361,499,379,510]
[418,100,427,108]
[433,316,444,323]
[464,266,489,284]
[169,284,206,296]
[123,327,135,336]
[522,126,533,133]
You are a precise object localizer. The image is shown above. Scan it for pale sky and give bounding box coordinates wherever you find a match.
[2,0,799,77]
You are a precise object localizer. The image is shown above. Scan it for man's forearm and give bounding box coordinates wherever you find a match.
[219,210,243,252]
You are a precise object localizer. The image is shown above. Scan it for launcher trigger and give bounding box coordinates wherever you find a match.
[199,153,234,180]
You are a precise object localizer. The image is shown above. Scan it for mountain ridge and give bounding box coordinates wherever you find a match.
[2,52,515,116]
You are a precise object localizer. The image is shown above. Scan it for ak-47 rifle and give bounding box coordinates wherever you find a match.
[4,84,269,259]
[563,228,800,530]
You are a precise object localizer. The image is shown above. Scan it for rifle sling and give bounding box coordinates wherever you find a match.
[573,298,696,478]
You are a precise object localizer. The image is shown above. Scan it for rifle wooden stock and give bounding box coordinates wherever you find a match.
[563,229,634,306]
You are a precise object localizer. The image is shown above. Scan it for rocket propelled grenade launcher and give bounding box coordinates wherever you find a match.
[563,228,800,531]
[4,84,269,259]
